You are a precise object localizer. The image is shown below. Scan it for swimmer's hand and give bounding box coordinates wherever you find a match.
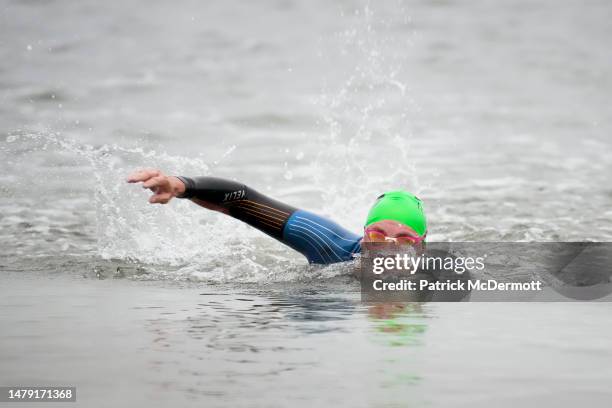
[126,169,185,204]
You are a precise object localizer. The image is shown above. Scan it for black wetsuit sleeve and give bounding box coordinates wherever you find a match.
[175,176,297,240]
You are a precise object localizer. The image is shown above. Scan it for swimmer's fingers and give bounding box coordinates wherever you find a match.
[149,192,173,204]
[126,169,162,183]
[142,175,170,191]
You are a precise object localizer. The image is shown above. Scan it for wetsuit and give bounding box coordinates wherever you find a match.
[176,176,362,264]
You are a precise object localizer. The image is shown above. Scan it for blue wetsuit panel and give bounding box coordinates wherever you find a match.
[282,210,362,264]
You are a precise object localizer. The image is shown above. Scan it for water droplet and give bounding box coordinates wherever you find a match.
[284,170,293,180]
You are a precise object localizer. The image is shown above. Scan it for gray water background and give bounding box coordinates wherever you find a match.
[1,0,612,406]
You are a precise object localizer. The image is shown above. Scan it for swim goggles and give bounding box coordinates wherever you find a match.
[364,227,426,245]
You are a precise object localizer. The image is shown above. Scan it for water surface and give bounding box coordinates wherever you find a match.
[1,0,612,406]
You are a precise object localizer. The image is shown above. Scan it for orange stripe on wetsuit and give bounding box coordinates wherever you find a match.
[176,176,296,239]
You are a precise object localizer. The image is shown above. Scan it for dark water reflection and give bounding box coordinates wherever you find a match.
[135,283,431,404]
[2,273,612,407]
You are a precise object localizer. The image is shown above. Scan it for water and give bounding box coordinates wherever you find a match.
[1,0,612,406]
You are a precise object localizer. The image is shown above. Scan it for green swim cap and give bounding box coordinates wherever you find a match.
[364,191,427,236]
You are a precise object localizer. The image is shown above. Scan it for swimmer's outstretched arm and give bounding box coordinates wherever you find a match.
[127,169,361,264]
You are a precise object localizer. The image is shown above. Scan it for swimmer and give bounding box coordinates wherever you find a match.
[127,169,427,264]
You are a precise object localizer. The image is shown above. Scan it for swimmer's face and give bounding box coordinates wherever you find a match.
[363,220,425,250]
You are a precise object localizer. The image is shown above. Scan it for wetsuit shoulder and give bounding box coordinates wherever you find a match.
[283,209,362,264]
